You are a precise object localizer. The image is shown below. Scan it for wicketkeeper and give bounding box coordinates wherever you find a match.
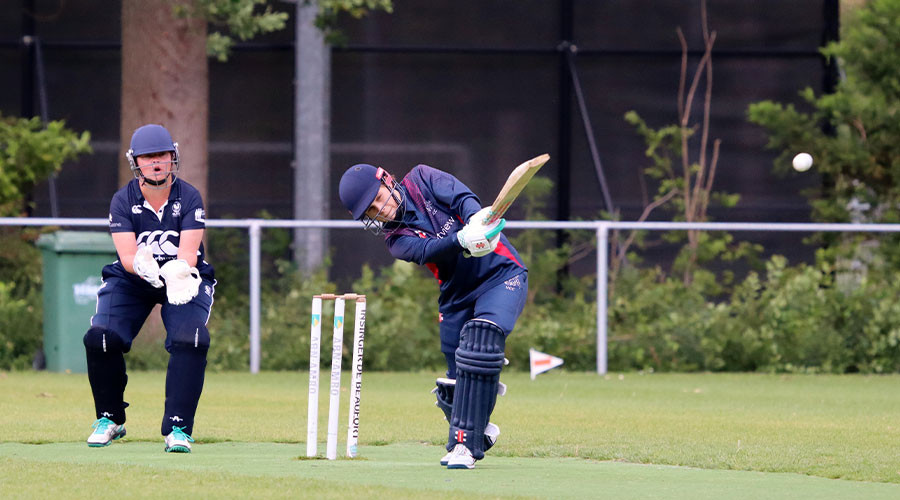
[339,162,528,469]
[83,124,215,453]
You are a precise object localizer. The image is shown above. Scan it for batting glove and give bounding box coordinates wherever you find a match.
[457,215,505,257]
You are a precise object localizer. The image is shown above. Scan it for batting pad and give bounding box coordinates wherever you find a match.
[449,319,505,460]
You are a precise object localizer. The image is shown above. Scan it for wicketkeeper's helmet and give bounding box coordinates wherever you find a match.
[126,124,179,189]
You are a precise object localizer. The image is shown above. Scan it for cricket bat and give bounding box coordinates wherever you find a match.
[482,154,550,225]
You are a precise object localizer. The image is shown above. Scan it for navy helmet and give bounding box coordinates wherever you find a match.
[339,164,383,220]
[339,163,404,234]
[126,124,180,189]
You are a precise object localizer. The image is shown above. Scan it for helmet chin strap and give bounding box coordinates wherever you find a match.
[141,174,171,189]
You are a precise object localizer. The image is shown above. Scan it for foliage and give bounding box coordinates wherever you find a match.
[0,228,44,370]
[4,219,900,373]
[0,283,42,371]
[199,220,306,370]
[207,255,444,372]
[314,0,394,45]
[181,0,393,61]
[0,114,92,216]
[609,254,900,373]
[176,0,289,62]
[748,0,900,267]
[621,0,759,288]
[350,262,444,370]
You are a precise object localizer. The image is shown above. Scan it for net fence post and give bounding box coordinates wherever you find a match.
[249,220,261,374]
[596,222,608,375]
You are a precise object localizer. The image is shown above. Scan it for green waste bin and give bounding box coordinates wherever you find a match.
[36,231,116,373]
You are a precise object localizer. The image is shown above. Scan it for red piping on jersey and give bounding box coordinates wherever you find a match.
[414,228,442,284]
[426,262,441,284]
[494,241,523,268]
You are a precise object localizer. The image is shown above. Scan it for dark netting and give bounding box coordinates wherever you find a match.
[2,0,831,278]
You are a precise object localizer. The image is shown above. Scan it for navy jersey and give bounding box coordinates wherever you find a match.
[106,178,214,282]
[384,165,525,309]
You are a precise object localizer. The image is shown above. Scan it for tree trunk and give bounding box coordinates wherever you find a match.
[120,0,208,203]
[120,0,207,339]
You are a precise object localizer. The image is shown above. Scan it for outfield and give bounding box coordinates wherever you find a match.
[2,370,899,499]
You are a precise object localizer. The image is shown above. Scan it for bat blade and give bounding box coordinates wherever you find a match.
[483,154,550,225]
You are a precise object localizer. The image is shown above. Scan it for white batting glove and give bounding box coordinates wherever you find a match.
[457,212,505,258]
[159,259,202,305]
[133,246,164,288]
[470,206,494,226]
[476,232,503,257]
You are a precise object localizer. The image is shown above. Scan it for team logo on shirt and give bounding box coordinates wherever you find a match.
[131,205,142,214]
[435,218,455,239]
[171,201,181,217]
[137,230,179,256]
[504,275,522,291]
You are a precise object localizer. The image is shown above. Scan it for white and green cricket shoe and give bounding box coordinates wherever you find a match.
[87,417,126,447]
[164,426,195,453]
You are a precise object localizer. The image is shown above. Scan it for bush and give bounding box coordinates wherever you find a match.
[0,228,44,370]
[7,212,900,374]
[0,282,42,370]
[606,254,900,373]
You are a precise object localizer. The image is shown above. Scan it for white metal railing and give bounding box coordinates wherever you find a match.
[5,217,900,374]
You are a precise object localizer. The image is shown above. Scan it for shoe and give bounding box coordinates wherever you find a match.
[484,422,500,448]
[87,417,126,447]
[440,422,500,466]
[164,426,195,453]
[440,448,453,466]
[446,443,476,469]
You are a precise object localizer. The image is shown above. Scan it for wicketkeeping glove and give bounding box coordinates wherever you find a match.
[159,259,202,305]
[457,210,506,258]
[133,246,164,288]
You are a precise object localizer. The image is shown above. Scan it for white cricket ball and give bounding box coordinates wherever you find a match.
[792,152,813,172]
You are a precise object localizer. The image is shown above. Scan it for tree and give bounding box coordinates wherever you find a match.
[0,114,91,217]
[749,0,900,223]
[119,0,209,200]
[748,0,900,266]
[120,1,392,273]
[619,0,752,288]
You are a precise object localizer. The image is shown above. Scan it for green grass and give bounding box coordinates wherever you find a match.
[2,370,900,499]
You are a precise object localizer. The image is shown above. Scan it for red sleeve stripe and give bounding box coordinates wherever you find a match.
[494,241,523,268]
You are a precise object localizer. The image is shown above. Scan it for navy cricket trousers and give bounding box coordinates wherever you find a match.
[439,271,528,379]
[84,266,214,436]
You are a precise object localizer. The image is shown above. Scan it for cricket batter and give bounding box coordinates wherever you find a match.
[339,163,528,469]
[83,124,215,453]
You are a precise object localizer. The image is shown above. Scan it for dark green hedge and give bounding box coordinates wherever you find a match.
[5,226,900,374]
